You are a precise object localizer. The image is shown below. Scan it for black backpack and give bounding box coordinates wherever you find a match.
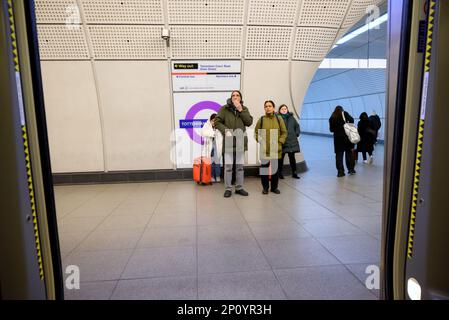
[369,115,381,131]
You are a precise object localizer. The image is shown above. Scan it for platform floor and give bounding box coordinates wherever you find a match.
[55,135,383,300]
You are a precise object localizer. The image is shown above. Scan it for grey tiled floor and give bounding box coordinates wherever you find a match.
[56,135,383,300]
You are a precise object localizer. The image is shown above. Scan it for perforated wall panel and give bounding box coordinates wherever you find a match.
[170,26,243,59]
[88,26,166,59]
[245,27,292,59]
[81,0,164,24]
[168,0,244,25]
[37,25,90,60]
[247,0,299,26]
[298,0,351,28]
[35,0,81,24]
[293,27,338,61]
[342,0,383,29]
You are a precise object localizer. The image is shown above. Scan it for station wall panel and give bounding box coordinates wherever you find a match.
[94,61,173,171]
[40,61,105,173]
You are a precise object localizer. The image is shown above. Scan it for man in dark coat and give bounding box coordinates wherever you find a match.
[215,91,253,198]
[329,106,356,177]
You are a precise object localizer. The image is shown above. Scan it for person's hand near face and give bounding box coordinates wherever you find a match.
[232,92,243,112]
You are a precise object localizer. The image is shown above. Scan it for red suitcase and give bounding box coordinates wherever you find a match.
[193,157,212,185]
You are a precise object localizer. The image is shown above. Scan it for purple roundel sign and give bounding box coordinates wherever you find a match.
[182,101,221,145]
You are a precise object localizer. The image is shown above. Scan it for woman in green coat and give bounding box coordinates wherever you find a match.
[278,104,301,179]
[254,101,287,194]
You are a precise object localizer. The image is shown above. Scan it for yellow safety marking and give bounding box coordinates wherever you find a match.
[7,0,44,279]
[407,0,436,259]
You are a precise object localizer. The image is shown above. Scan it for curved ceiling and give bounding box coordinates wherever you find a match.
[35,0,385,62]
[34,0,386,171]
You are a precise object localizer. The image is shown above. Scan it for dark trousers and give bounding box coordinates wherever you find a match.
[362,151,373,161]
[278,152,297,177]
[260,159,279,191]
[336,150,355,173]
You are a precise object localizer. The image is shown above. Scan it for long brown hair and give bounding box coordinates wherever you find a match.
[331,105,344,120]
[231,90,243,101]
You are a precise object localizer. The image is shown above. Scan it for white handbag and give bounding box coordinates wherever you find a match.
[342,112,361,144]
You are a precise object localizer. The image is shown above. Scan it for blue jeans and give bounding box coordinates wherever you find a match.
[211,142,221,180]
[212,162,221,180]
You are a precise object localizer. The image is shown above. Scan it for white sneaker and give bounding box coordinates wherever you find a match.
[216,177,221,182]
[363,160,369,164]
[368,156,374,164]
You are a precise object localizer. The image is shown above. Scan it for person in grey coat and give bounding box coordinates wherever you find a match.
[278,104,301,179]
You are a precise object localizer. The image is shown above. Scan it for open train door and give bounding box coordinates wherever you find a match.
[383,0,449,300]
[0,0,63,300]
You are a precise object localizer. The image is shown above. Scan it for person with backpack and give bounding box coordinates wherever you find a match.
[329,106,356,177]
[278,104,301,179]
[214,91,253,198]
[369,111,382,144]
[254,100,288,194]
[357,112,376,164]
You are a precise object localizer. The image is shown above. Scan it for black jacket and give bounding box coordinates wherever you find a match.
[280,113,300,153]
[329,111,354,153]
[357,119,375,153]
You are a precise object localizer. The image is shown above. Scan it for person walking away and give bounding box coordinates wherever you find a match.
[329,106,356,177]
[368,111,382,145]
[278,104,301,179]
[214,91,253,198]
[254,100,287,194]
[357,112,376,164]
[201,113,223,182]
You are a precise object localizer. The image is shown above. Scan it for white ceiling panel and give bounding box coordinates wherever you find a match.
[37,25,90,60]
[298,0,351,28]
[168,0,244,25]
[342,0,384,29]
[247,0,300,26]
[88,25,167,59]
[81,0,164,24]
[170,26,243,59]
[246,27,293,59]
[35,0,80,24]
[293,27,338,61]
